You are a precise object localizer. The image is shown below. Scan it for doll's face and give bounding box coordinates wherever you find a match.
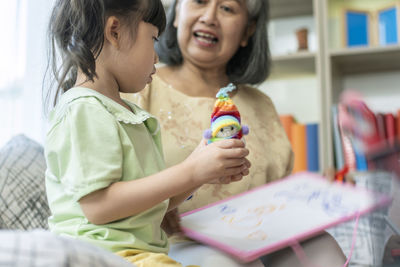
[216,125,239,138]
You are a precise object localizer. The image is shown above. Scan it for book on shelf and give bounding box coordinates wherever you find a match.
[291,123,307,173]
[331,105,400,171]
[384,113,397,146]
[279,115,319,173]
[279,114,294,144]
[331,106,345,170]
[337,104,357,171]
[398,110,400,140]
[306,124,319,172]
[376,113,387,141]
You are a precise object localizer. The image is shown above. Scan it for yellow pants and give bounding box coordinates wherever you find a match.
[116,249,200,267]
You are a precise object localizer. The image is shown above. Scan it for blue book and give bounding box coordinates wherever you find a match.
[332,106,345,170]
[352,139,368,171]
[306,123,319,172]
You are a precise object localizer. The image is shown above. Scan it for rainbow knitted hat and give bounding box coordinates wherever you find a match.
[204,83,248,143]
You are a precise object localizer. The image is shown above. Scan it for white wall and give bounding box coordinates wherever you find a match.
[261,15,320,124]
[259,76,321,124]
[343,71,400,114]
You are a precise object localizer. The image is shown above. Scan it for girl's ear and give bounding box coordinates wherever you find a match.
[240,21,256,47]
[104,16,122,49]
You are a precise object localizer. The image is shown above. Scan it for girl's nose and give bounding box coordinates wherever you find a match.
[199,4,218,27]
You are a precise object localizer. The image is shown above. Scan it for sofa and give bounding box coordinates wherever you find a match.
[0,134,398,267]
[0,135,134,267]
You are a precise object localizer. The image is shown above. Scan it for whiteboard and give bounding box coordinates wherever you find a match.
[180,172,392,262]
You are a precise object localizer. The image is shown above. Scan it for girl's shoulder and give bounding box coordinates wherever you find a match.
[50,88,111,121]
[50,87,158,132]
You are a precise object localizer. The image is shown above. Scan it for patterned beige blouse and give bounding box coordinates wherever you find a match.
[122,74,294,214]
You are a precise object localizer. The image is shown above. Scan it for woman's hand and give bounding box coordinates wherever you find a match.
[383,235,400,264]
[323,167,355,185]
[161,209,182,236]
[184,139,250,186]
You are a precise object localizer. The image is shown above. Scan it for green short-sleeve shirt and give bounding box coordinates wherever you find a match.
[45,87,169,253]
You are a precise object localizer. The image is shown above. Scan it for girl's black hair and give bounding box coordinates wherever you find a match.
[44,0,166,111]
[156,0,270,85]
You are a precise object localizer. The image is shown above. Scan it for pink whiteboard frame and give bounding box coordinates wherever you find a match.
[180,172,393,262]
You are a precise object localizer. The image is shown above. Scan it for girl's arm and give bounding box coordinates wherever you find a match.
[167,186,199,212]
[79,139,249,225]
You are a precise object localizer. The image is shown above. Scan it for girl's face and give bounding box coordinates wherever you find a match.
[174,0,251,69]
[114,21,159,93]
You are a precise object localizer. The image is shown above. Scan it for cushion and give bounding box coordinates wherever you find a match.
[327,171,393,266]
[0,134,50,230]
[0,230,135,267]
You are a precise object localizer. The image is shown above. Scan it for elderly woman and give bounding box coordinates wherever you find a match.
[123,0,346,266]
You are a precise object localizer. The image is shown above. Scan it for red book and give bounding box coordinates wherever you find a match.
[337,104,356,171]
[384,113,396,146]
[397,110,400,141]
[376,113,387,141]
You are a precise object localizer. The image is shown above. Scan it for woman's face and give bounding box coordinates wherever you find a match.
[174,0,252,69]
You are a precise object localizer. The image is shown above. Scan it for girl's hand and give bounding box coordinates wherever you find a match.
[208,158,251,184]
[184,139,250,186]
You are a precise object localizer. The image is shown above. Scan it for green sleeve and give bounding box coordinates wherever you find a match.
[46,101,123,202]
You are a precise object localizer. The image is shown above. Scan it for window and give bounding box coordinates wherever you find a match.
[0,0,53,147]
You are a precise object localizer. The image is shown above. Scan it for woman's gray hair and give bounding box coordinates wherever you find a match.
[156,0,270,85]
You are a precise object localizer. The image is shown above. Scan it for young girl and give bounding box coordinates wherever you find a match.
[44,0,250,266]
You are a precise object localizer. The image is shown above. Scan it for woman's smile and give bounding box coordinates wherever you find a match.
[193,30,219,47]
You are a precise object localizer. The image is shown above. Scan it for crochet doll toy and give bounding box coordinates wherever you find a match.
[204,83,249,144]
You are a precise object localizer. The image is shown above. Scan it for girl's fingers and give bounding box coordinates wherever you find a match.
[219,176,232,184]
[240,168,250,176]
[244,158,251,168]
[206,178,220,184]
[219,147,249,159]
[231,174,243,182]
[217,175,243,184]
[213,139,245,149]
[224,158,247,168]
[224,164,248,177]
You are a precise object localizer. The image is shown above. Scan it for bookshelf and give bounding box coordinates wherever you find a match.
[266,0,400,171]
[271,52,316,77]
[262,0,327,173]
[329,45,400,74]
[160,0,400,171]
[322,0,400,169]
[269,0,313,19]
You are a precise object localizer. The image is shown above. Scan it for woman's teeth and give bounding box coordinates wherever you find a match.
[194,32,218,44]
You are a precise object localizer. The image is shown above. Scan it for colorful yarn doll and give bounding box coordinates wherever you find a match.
[203,83,249,144]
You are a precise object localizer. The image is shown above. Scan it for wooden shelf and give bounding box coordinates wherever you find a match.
[270,51,316,77]
[270,0,314,19]
[330,45,400,74]
[163,0,314,19]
